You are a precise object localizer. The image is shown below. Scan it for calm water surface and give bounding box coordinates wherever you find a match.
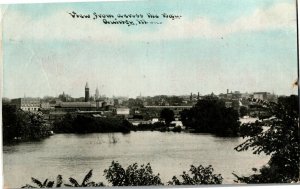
[3,132,269,187]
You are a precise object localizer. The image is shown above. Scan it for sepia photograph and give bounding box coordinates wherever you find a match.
[1,0,299,188]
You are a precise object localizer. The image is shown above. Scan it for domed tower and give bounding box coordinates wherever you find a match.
[85,82,89,102]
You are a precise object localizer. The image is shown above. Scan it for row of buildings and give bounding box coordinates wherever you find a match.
[8,83,279,122]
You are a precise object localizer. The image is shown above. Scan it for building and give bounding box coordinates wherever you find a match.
[115,107,130,118]
[116,107,130,116]
[266,93,278,102]
[143,105,192,118]
[223,99,240,111]
[85,82,89,102]
[95,86,100,100]
[54,102,97,112]
[105,98,115,106]
[222,89,242,99]
[41,102,51,109]
[241,92,252,99]
[253,92,268,100]
[11,98,41,111]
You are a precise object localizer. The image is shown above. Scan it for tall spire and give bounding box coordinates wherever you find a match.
[85,82,89,89]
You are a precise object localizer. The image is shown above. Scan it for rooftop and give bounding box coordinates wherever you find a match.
[56,102,96,108]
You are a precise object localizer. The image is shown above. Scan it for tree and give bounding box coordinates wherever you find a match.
[3,105,51,143]
[239,106,248,117]
[168,165,223,185]
[181,97,240,136]
[2,105,20,142]
[234,95,299,183]
[26,112,50,140]
[180,109,190,129]
[104,161,163,186]
[65,170,104,187]
[160,108,175,125]
[22,175,63,188]
[22,171,104,188]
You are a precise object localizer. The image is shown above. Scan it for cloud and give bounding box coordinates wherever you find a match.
[3,1,296,43]
[227,2,296,33]
[3,9,125,43]
[137,1,296,41]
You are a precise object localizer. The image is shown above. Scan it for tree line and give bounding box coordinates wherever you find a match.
[52,114,132,134]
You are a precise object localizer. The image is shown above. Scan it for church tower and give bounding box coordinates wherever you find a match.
[85,82,89,102]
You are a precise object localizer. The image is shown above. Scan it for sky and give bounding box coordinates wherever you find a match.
[1,0,298,98]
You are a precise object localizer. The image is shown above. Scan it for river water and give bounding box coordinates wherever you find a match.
[3,131,269,188]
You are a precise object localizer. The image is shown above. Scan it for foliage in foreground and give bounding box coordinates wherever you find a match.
[22,175,63,188]
[104,161,163,186]
[22,170,104,188]
[22,162,222,187]
[168,165,223,185]
[64,170,104,187]
[233,95,299,183]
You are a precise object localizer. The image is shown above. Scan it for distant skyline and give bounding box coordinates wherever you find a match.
[1,86,287,99]
[2,0,298,98]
